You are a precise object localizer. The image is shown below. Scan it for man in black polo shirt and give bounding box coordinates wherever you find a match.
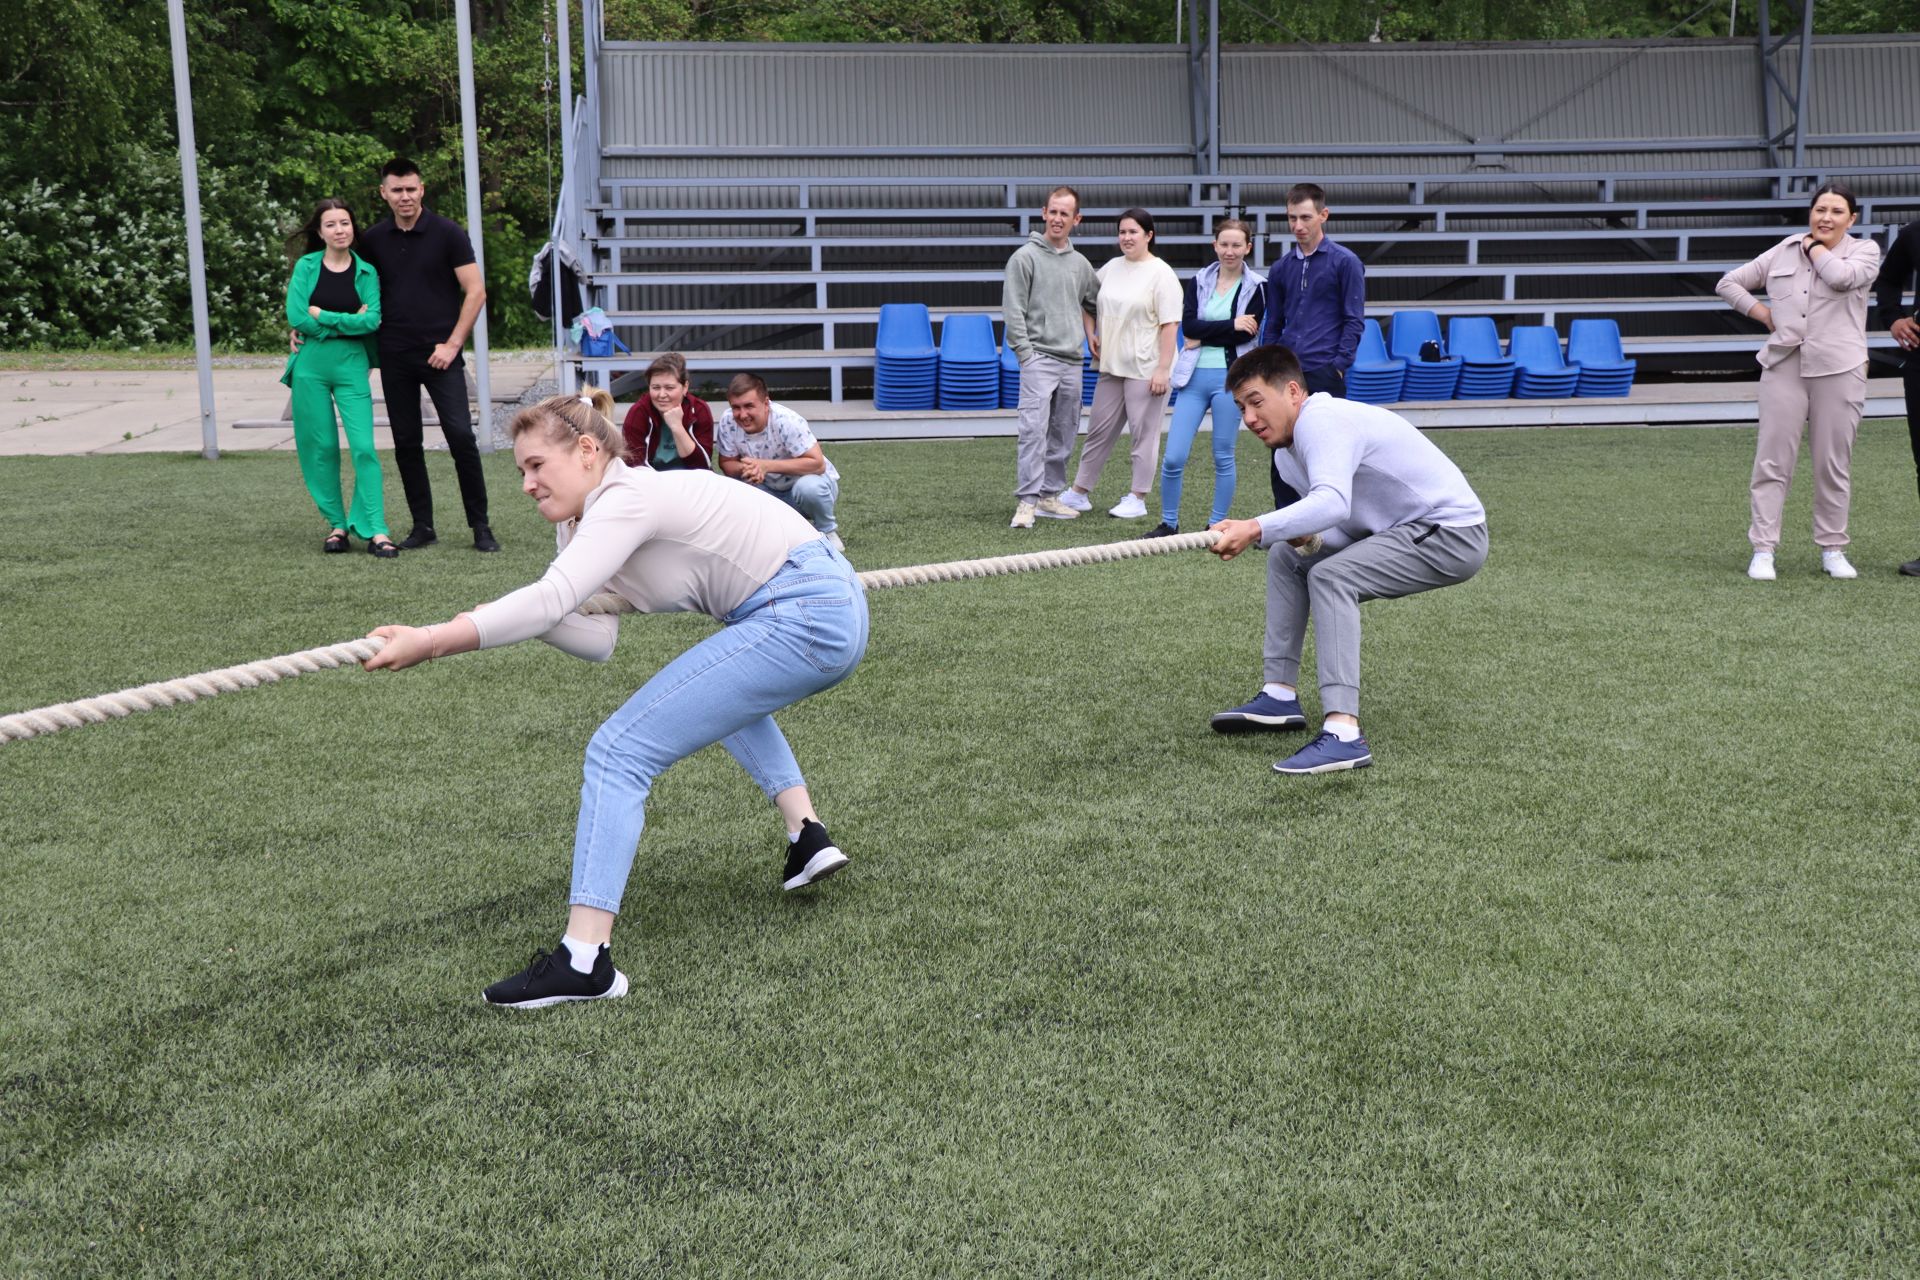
[358,157,498,552]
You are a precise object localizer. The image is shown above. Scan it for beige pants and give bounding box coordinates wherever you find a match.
[1750,351,1866,552]
[1074,373,1169,495]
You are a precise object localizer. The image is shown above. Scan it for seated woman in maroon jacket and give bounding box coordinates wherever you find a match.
[620,352,715,471]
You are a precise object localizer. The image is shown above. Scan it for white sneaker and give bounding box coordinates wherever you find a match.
[825,531,845,552]
[1107,494,1148,519]
[1821,549,1857,579]
[1034,495,1080,520]
[1747,552,1776,581]
[1010,501,1036,529]
[1056,489,1092,512]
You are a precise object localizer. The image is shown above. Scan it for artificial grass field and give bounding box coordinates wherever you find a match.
[3,422,1917,1277]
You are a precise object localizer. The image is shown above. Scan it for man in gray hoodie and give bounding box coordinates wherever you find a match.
[1003,186,1100,529]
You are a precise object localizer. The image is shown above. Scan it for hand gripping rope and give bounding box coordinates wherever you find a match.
[0,531,1222,744]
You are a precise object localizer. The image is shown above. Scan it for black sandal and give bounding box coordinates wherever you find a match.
[368,536,400,559]
[323,530,350,554]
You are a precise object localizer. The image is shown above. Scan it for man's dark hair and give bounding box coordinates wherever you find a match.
[726,372,769,400]
[1227,344,1305,395]
[1285,182,1327,211]
[381,157,422,183]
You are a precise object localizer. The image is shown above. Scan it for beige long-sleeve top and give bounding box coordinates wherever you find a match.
[1715,233,1883,375]
[468,459,820,662]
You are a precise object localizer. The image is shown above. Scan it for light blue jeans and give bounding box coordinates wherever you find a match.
[569,539,869,913]
[1159,364,1239,527]
[760,473,839,533]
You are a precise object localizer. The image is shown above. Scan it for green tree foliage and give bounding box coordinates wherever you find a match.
[2,0,1914,350]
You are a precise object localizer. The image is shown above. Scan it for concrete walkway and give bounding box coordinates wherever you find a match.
[0,358,558,457]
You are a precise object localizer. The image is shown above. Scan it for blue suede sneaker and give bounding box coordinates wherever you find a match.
[1210,691,1308,733]
[1273,731,1373,775]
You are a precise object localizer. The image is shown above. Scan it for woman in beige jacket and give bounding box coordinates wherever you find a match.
[1717,183,1882,580]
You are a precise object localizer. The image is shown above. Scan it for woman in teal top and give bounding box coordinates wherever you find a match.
[281,199,398,556]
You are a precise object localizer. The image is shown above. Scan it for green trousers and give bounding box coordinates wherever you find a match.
[290,339,389,539]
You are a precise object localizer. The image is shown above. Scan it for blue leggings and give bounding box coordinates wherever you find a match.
[1159,364,1239,527]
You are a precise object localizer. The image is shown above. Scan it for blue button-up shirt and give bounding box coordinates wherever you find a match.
[1256,235,1366,374]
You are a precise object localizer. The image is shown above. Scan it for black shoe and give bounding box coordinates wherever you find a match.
[472,524,500,553]
[1902,557,1920,577]
[782,818,849,891]
[398,525,437,550]
[323,529,350,554]
[482,943,629,1009]
[1140,522,1180,539]
[368,536,400,559]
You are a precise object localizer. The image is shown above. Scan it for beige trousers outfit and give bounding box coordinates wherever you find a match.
[1716,231,1882,552]
[1075,373,1169,495]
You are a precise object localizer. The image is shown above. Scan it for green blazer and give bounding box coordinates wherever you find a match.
[280,251,382,386]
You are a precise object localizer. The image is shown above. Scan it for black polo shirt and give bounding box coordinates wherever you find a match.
[358,210,476,353]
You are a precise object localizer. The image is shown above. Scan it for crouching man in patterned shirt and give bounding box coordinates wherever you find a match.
[716,373,844,551]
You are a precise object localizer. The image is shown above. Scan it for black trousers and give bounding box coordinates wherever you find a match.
[1904,360,1920,505]
[1269,365,1347,509]
[381,346,490,531]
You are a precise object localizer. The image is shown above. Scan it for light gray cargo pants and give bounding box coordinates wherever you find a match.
[1014,352,1083,503]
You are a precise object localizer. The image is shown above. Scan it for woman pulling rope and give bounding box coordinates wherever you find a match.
[362,390,869,1009]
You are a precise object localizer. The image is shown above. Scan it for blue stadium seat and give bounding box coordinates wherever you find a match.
[1566,319,1637,397]
[999,341,1022,409]
[1345,319,1407,404]
[1387,310,1464,400]
[1446,317,1518,399]
[1081,336,1097,407]
[874,303,937,411]
[936,314,1001,411]
[1507,326,1581,399]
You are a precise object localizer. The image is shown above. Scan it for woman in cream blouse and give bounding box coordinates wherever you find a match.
[1717,183,1883,580]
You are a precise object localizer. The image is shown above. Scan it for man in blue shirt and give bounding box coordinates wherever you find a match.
[1258,183,1367,506]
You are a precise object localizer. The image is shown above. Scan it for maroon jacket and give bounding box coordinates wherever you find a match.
[621,395,716,471]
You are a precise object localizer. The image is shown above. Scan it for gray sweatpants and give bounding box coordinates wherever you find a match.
[1265,521,1489,717]
[1014,352,1084,502]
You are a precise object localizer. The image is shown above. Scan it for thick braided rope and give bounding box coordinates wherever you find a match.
[1,531,1220,744]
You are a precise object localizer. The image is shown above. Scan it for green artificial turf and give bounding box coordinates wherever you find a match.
[3,423,1917,1277]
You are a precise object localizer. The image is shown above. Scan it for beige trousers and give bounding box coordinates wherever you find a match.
[1074,373,1169,495]
[1750,350,1866,552]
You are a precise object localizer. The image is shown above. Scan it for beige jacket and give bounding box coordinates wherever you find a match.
[1716,233,1883,376]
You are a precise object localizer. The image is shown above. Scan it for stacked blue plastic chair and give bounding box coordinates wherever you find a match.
[1080,336,1098,406]
[936,314,1001,411]
[874,303,937,411]
[1507,326,1581,398]
[999,341,1022,409]
[1387,310,1464,400]
[1446,317,1519,399]
[1345,319,1407,404]
[1566,319,1637,397]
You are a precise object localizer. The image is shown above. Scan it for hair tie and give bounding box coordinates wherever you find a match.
[579,395,594,407]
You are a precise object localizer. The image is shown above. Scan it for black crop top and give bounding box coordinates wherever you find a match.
[309,260,361,316]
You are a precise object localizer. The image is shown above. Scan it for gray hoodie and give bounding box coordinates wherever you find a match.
[1001,231,1099,364]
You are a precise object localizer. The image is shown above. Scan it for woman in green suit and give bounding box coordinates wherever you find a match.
[282,199,398,556]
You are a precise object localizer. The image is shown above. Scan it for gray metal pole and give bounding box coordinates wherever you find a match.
[166,0,218,460]
[1791,0,1814,169]
[1187,0,1206,175]
[1208,0,1221,176]
[557,0,576,394]
[455,0,494,452]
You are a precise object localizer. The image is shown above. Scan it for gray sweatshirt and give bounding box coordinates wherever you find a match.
[1002,232,1099,364]
[1257,394,1486,552]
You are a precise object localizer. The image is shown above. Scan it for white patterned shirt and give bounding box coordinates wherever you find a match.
[715,401,839,492]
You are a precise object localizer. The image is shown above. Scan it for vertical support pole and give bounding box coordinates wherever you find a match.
[1757,0,1777,170]
[1207,0,1221,177]
[166,0,218,460]
[1791,0,1813,170]
[556,0,575,394]
[1187,0,1206,176]
[455,0,494,450]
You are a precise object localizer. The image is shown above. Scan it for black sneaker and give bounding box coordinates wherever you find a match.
[782,818,849,891]
[482,943,629,1009]
[398,525,437,550]
[1140,521,1180,539]
[472,524,500,553]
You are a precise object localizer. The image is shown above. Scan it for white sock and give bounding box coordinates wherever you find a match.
[787,829,801,843]
[1263,682,1297,701]
[560,933,601,974]
[1324,720,1361,742]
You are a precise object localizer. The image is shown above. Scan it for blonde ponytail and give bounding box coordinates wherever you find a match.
[509,391,624,458]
